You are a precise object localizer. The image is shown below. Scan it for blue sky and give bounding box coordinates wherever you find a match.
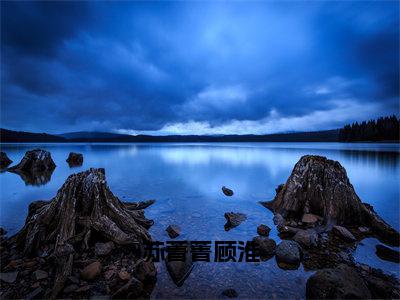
[1,1,399,135]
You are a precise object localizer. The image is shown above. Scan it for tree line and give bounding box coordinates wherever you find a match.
[339,115,399,142]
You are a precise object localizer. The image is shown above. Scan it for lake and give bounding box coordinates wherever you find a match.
[0,142,399,298]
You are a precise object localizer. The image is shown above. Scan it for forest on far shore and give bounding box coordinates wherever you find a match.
[339,115,399,142]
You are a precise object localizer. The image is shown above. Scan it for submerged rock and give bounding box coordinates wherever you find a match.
[306,264,371,299]
[166,225,181,239]
[165,242,194,287]
[222,186,234,196]
[224,212,247,231]
[0,152,12,169]
[375,244,400,263]
[222,288,238,298]
[261,155,400,246]
[66,152,83,166]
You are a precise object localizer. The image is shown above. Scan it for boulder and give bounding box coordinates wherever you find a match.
[0,152,12,169]
[166,225,181,239]
[306,264,372,299]
[293,230,318,248]
[257,224,271,236]
[261,155,400,246]
[375,244,400,263]
[224,212,247,231]
[332,225,356,241]
[277,225,300,236]
[222,186,234,196]
[252,236,276,257]
[275,240,301,266]
[8,149,56,173]
[81,261,102,280]
[66,152,83,166]
[95,241,114,256]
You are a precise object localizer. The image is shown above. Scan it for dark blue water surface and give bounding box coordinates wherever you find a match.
[0,143,399,298]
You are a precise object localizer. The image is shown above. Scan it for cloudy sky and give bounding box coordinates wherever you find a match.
[1,1,399,135]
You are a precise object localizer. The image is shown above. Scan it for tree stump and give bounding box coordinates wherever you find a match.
[9,168,155,298]
[8,149,56,173]
[0,152,12,169]
[66,152,83,167]
[261,155,399,246]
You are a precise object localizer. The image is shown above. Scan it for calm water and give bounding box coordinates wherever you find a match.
[0,143,399,298]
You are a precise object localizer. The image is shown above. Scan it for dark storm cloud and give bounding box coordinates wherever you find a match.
[1,1,399,134]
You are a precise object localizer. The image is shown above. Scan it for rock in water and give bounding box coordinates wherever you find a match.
[166,225,181,238]
[275,240,301,266]
[222,186,234,196]
[224,212,247,231]
[252,236,276,257]
[8,149,56,173]
[375,244,400,263]
[0,152,12,169]
[66,152,83,166]
[8,168,155,298]
[293,229,318,248]
[261,155,400,246]
[257,224,271,236]
[306,264,372,299]
[222,288,238,298]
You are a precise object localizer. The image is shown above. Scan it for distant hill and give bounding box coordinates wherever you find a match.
[1,128,339,143]
[58,131,133,139]
[0,128,66,143]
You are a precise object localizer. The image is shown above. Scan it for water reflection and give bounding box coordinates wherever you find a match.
[8,168,54,186]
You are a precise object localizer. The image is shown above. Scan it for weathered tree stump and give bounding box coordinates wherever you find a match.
[9,168,155,298]
[8,149,56,173]
[66,152,83,166]
[261,155,399,246]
